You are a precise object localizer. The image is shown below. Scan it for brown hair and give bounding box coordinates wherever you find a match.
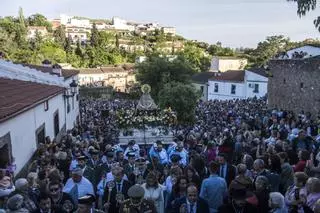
[294,172,309,185]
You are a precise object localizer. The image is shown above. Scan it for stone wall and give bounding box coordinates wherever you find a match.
[268,57,320,118]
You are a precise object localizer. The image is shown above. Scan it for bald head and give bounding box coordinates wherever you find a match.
[187,185,198,204]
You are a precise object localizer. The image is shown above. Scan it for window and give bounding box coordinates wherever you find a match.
[44,100,49,111]
[283,78,286,84]
[300,82,304,89]
[54,111,59,137]
[231,84,236,94]
[253,84,259,93]
[214,83,219,93]
[67,98,70,113]
[200,86,204,94]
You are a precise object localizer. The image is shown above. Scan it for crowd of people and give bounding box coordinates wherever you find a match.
[0,97,320,213]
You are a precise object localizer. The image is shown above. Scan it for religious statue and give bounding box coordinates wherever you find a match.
[137,84,158,110]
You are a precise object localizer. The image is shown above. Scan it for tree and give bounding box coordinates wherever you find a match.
[75,40,83,58]
[27,13,52,31]
[288,0,319,31]
[179,43,211,72]
[136,55,195,100]
[53,25,66,47]
[158,82,199,124]
[18,7,26,29]
[252,35,290,66]
[64,36,73,54]
[90,23,99,47]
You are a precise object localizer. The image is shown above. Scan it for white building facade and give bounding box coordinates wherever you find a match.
[208,70,268,101]
[0,61,79,175]
[209,57,248,72]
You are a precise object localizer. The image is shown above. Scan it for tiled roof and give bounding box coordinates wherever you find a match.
[0,78,65,123]
[209,70,245,82]
[79,68,104,74]
[22,64,79,79]
[246,68,269,77]
[191,72,216,84]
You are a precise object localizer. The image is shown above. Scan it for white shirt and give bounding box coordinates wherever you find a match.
[186,199,197,213]
[63,177,94,198]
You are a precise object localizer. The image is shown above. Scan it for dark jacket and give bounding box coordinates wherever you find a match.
[103,180,131,213]
[172,196,210,213]
[219,164,236,186]
[218,202,258,213]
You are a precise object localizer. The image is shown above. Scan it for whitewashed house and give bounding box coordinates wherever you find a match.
[0,60,79,175]
[209,57,248,72]
[208,69,268,101]
[191,72,216,101]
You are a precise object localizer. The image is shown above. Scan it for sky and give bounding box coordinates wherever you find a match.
[1,0,320,48]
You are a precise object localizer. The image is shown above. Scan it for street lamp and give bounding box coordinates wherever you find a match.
[64,80,78,98]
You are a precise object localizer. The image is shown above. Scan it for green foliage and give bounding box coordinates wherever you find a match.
[179,42,211,72]
[248,35,290,67]
[27,13,52,31]
[53,25,66,47]
[136,55,196,101]
[207,42,235,56]
[158,82,198,124]
[90,23,99,47]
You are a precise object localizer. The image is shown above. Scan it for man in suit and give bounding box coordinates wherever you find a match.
[103,166,131,213]
[77,156,96,187]
[173,184,210,213]
[217,153,236,186]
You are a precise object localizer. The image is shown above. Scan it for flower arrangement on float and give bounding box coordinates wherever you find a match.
[116,107,177,133]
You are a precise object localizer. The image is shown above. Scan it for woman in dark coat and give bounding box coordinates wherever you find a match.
[254,176,270,213]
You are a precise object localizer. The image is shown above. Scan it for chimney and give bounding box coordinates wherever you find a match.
[52,64,62,76]
[42,59,52,67]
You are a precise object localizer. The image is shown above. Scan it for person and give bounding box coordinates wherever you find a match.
[267,155,281,192]
[6,194,29,213]
[184,166,201,190]
[63,167,94,204]
[13,178,37,212]
[169,142,188,167]
[123,152,137,181]
[77,194,104,213]
[119,184,157,213]
[48,181,75,213]
[269,192,288,213]
[305,177,320,211]
[254,176,270,213]
[124,140,140,159]
[218,186,258,213]
[231,164,253,190]
[32,193,54,213]
[285,172,308,213]
[173,184,210,213]
[76,156,96,189]
[166,176,188,210]
[278,152,294,194]
[149,141,169,165]
[217,153,236,186]
[293,150,309,172]
[200,161,227,213]
[141,172,164,213]
[103,166,131,213]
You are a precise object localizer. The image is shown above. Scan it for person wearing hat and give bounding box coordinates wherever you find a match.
[63,167,94,205]
[149,141,169,165]
[77,194,104,213]
[76,156,96,189]
[168,141,188,167]
[119,184,157,213]
[124,140,140,160]
[123,152,137,181]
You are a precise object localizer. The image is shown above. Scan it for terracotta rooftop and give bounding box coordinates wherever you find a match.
[0,78,65,123]
[79,64,135,74]
[210,70,245,82]
[22,64,79,79]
